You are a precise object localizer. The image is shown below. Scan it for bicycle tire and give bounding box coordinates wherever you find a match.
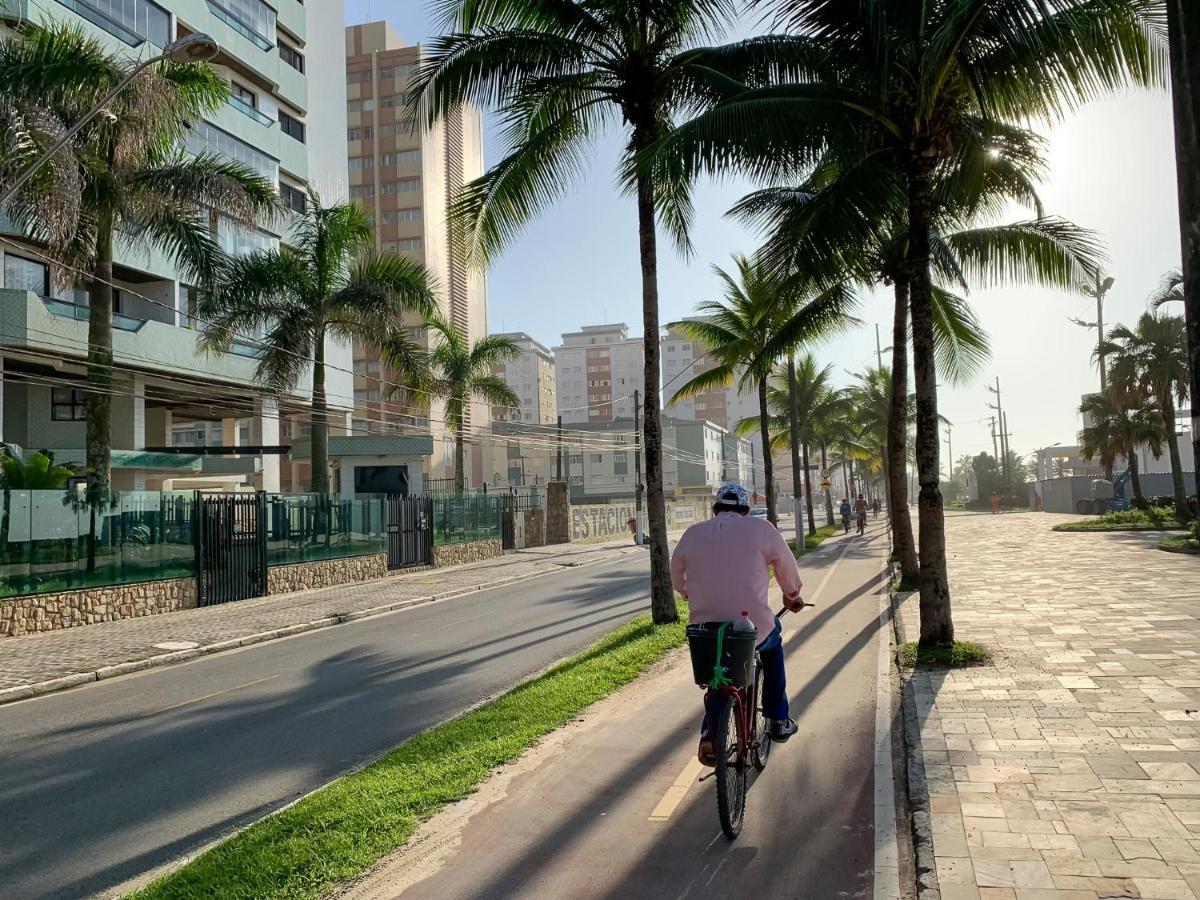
[752,661,771,772]
[712,694,746,839]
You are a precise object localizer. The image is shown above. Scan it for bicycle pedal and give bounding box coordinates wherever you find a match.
[697,770,717,783]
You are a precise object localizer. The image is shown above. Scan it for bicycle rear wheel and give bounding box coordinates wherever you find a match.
[712,694,746,839]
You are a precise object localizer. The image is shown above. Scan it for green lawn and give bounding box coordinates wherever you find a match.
[1052,509,1188,532]
[131,602,689,900]
[789,523,841,558]
[901,641,991,668]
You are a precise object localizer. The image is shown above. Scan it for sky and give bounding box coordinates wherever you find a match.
[345,0,1184,466]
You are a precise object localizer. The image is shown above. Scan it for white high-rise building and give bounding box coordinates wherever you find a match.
[0,0,350,492]
[491,332,556,425]
[554,323,645,425]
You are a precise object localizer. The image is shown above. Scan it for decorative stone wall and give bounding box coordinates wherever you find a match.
[523,508,546,548]
[266,553,389,595]
[0,578,197,637]
[545,481,570,545]
[432,539,502,568]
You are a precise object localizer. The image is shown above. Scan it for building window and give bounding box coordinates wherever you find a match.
[231,81,257,108]
[185,120,277,185]
[350,184,375,199]
[207,0,276,50]
[51,387,86,421]
[397,238,423,251]
[278,110,305,143]
[347,70,372,84]
[382,178,420,194]
[279,42,304,73]
[3,253,48,295]
[348,156,374,171]
[63,0,170,48]
[280,182,306,214]
[347,126,373,141]
[381,149,420,165]
[347,98,375,113]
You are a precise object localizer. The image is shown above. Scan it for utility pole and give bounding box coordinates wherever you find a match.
[944,424,953,483]
[990,416,1000,464]
[987,377,1010,491]
[556,414,563,481]
[1001,410,1014,494]
[633,390,644,539]
[875,323,884,370]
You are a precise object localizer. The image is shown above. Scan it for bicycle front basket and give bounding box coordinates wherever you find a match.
[686,621,756,689]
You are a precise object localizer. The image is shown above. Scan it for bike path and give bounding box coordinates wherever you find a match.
[342,524,893,900]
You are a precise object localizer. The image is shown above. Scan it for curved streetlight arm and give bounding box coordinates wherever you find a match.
[0,34,218,209]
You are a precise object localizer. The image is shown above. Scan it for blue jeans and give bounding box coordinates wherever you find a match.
[701,618,789,736]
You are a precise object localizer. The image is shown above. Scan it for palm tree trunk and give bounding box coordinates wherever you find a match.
[786,357,807,534]
[1167,0,1200,537]
[1162,396,1189,519]
[310,330,330,495]
[454,398,466,493]
[85,207,115,509]
[888,277,919,582]
[802,441,816,536]
[634,158,674,623]
[757,374,777,525]
[821,441,833,525]
[907,159,954,645]
[1129,447,1145,506]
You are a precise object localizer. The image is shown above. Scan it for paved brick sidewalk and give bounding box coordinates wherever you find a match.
[0,540,643,696]
[897,511,1200,900]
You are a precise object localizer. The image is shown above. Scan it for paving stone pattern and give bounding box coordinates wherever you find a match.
[898,511,1200,900]
[0,541,642,692]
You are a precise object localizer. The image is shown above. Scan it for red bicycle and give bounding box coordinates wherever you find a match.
[687,602,809,839]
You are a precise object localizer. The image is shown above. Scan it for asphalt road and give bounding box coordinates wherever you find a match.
[0,552,658,900]
[345,525,891,900]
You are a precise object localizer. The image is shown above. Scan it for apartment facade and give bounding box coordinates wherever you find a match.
[0,0,350,492]
[491,332,556,425]
[344,21,489,487]
[554,323,644,425]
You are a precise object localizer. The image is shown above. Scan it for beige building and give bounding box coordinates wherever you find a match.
[491,332,556,425]
[344,21,489,486]
[554,323,644,425]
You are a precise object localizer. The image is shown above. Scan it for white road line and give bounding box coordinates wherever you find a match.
[874,555,902,900]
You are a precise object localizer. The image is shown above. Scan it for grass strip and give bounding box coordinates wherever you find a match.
[789,523,841,558]
[1159,536,1200,555]
[901,641,991,669]
[1053,521,1188,533]
[131,601,689,900]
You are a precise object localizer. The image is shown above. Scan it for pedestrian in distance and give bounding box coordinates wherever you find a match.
[839,497,852,533]
[990,490,1001,514]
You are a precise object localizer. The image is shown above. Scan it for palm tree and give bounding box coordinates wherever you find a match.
[656,0,1157,643]
[200,195,435,493]
[671,257,851,527]
[383,316,520,493]
[1101,312,1192,521]
[1078,387,1165,506]
[411,0,818,623]
[0,22,279,504]
[1150,270,1186,310]
[728,128,1099,596]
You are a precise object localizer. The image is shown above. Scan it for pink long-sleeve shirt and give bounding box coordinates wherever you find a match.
[670,511,803,639]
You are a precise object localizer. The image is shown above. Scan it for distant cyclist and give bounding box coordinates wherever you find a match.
[670,482,805,765]
[854,494,868,535]
[872,497,882,520]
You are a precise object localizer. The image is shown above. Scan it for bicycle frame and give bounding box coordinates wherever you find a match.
[702,654,760,769]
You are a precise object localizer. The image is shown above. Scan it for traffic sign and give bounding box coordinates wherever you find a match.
[820,468,832,480]
[820,479,832,490]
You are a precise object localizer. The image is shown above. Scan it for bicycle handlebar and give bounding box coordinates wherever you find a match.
[775,597,812,618]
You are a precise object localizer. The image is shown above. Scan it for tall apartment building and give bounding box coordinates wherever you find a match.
[344,21,489,487]
[554,323,644,425]
[0,0,349,493]
[490,332,556,425]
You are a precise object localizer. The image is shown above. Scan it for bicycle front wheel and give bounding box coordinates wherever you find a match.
[712,694,746,839]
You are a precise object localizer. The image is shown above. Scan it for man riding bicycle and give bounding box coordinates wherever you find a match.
[671,482,805,767]
[854,494,868,534]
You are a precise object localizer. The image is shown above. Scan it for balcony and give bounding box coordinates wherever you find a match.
[227,95,274,127]
[51,0,169,49]
[42,298,146,333]
[206,0,275,51]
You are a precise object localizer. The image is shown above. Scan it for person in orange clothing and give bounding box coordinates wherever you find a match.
[990,490,1001,514]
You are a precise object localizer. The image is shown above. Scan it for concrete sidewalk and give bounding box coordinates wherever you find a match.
[898,511,1200,900]
[0,539,645,702]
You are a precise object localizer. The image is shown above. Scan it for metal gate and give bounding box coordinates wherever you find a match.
[501,494,516,550]
[195,492,267,606]
[387,495,432,569]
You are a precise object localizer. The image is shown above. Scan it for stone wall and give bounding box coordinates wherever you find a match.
[432,539,502,568]
[266,553,390,596]
[545,481,570,544]
[523,508,546,548]
[0,577,197,637]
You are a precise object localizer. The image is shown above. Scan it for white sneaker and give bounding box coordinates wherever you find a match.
[770,718,798,742]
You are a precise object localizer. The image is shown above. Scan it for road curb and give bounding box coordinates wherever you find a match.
[890,585,941,900]
[0,545,644,708]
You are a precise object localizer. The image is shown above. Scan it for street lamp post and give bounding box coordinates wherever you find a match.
[0,34,220,209]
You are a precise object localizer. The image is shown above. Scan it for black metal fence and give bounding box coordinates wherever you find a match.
[195,493,267,606]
